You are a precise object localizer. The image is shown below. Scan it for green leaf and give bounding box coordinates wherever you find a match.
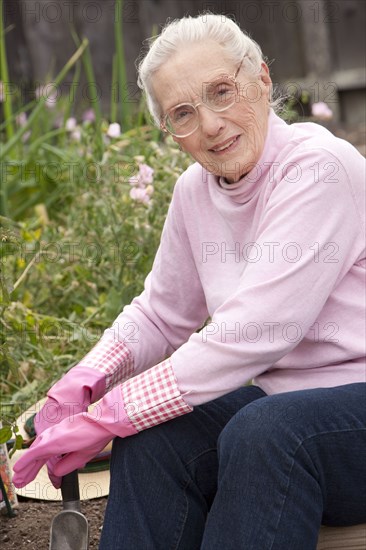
[0,425,12,444]
[8,433,24,457]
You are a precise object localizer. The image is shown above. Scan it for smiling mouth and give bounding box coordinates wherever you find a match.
[209,135,240,153]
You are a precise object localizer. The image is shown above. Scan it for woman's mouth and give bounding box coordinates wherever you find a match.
[209,135,240,155]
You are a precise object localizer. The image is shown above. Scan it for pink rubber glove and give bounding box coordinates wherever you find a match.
[34,366,106,435]
[13,386,138,489]
[32,366,107,486]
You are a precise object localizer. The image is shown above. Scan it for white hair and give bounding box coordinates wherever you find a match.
[137,13,276,126]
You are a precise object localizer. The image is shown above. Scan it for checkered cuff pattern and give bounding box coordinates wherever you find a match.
[121,359,193,432]
[80,335,135,392]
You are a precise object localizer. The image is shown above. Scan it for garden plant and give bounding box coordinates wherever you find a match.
[0,0,192,449]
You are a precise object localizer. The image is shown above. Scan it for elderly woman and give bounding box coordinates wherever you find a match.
[13,14,365,550]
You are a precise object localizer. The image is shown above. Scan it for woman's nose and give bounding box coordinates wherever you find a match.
[198,105,225,137]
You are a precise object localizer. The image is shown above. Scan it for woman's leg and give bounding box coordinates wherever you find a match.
[99,385,266,550]
[201,383,366,550]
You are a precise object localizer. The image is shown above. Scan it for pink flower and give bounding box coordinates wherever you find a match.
[82,109,96,122]
[35,83,59,108]
[71,129,81,141]
[129,163,154,188]
[65,117,77,131]
[311,102,333,120]
[107,122,121,138]
[128,174,139,187]
[129,187,152,204]
[139,163,154,185]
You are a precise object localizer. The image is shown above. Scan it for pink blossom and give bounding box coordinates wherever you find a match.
[129,163,154,188]
[82,109,96,122]
[107,122,121,138]
[129,187,152,204]
[311,102,333,120]
[65,117,77,131]
[71,129,81,142]
[129,174,140,187]
[35,83,59,108]
[138,163,154,185]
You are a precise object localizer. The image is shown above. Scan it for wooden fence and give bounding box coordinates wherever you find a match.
[3,0,366,125]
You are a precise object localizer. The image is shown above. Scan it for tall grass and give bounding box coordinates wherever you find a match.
[114,0,128,129]
[70,28,104,158]
[0,0,14,144]
[0,1,143,218]
[0,0,14,216]
[0,39,89,164]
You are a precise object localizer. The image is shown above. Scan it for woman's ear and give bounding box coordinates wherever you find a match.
[259,62,272,101]
[260,62,272,87]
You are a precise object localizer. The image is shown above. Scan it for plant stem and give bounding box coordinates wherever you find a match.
[0,0,14,143]
[0,38,89,162]
[0,0,15,216]
[110,53,118,123]
[12,251,44,292]
[114,0,128,129]
[80,43,104,158]
[70,28,104,158]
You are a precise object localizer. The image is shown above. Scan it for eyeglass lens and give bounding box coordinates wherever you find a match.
[165,77,238,137]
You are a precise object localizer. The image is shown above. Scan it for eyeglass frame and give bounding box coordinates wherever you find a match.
[160,54,247,139]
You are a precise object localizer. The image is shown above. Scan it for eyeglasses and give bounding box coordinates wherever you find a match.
[160,55,246,138]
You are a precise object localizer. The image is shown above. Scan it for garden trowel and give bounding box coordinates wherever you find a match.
[49,470,89,550]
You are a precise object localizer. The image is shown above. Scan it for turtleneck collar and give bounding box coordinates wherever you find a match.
[210,109,293,203]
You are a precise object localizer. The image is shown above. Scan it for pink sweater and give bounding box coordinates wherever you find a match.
[81,110,365,429]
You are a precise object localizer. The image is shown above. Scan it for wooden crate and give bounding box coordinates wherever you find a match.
[317,523,366,549]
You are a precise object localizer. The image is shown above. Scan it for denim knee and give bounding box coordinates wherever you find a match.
[110,426,164,471]
[217,393,307,459]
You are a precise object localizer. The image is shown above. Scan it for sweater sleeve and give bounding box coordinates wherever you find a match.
[116,145,365,430]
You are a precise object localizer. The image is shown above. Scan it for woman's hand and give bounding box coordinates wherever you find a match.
[34,366,107,435]
[31,366,108,486]
[13,386,138,489]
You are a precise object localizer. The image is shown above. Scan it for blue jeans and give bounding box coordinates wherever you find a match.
[99,383,366,550]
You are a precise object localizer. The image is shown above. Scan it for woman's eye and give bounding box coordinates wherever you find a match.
[172,106,193,123]
[175,110,188,120]
[217,86,230,96]
[215,85,233,100]
[207,82,234,104]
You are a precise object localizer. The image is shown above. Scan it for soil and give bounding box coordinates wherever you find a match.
[1,498,107,549]
[0,124,364,550]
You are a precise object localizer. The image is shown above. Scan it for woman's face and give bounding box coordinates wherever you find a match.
[152,41,272,183]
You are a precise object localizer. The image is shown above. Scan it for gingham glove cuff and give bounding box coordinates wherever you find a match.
[121,359,193,432]
[80,333,134,393]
